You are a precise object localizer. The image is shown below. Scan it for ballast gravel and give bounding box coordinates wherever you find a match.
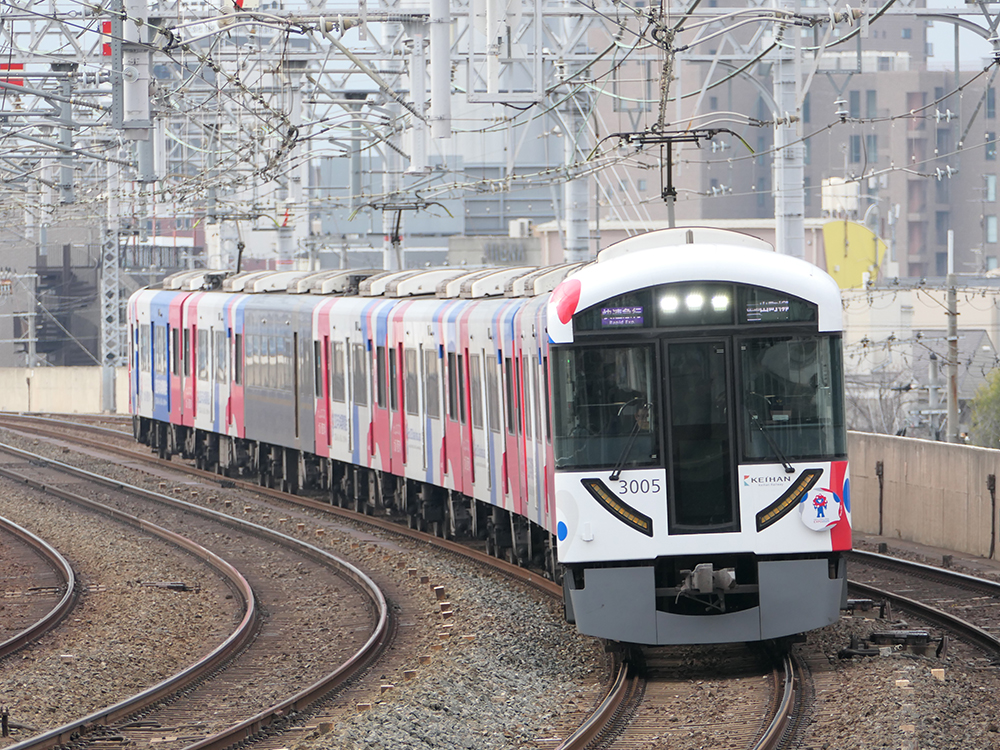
[3,429,1000,749]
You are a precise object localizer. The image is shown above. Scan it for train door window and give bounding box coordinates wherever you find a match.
[523,358,532,440]
[245,335,253,386]
[234,333,243,385]
[504,357,515,435]
[293,332,300,437]
[184,328,191,377]
[155,327,167,375]
[314,341,323,397]
[375,345,387,408]
[197,329,209,381]
[447,352,458,421]
[458,354,466,424]
[666,340,736,532]
[331,342,346,402]
[532,356,542,440]
[215,330,226,382]
[171,327,179,375]
[405,348,419,416]
[486,356,500,433]
[389,346,398,411]
[515,358,523,435]
[542,355,551,441]
[269,336,278,389]
[140,325,151,372]
[424,348,440,418]
[469,353,483,429]
[352,343,368,406]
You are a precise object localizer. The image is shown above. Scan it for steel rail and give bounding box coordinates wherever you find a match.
[752,653,799,750]
[0,441,391,750]
[556,657,635,750]
[0,516,78,660]
[849,580,1000,655]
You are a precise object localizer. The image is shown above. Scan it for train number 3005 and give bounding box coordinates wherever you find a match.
[618,479,662,495]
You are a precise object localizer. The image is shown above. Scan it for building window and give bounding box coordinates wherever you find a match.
[988,132,997,161]
[936,252,947,276]
[988,215,998,243]
[803,92,810,124]
[987,174,997,202]
[878,56,891,72]
[804,139,811,165]
[935,211,949,245]
[866,90,877,118]
[865,134,878,163]
[804,176,812,207]
[849,135,862,163]
[989,256,998,271]
[989,88,996,119]
[902,28,912,39]
[849,90,861,119]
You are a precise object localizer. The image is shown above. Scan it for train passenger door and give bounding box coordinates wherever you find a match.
[663,339,738,533]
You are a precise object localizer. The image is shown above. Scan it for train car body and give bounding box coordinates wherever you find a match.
[128,228,850,646]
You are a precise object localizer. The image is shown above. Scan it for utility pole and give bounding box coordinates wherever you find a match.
[946,230,960,443]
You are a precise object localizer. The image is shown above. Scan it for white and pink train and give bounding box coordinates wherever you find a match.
[129,227,851,645]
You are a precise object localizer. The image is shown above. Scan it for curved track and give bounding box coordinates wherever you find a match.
[0,517,77,660]
[0,441,390,750]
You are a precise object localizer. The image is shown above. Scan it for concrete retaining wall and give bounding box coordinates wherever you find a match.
[0,367,129,414]
[849,432,1000,559]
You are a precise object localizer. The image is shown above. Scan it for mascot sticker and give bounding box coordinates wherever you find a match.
[799,486,842,531]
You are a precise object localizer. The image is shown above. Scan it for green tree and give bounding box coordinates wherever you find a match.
[970,369,1000,448]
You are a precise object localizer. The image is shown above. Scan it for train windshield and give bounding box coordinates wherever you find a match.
[551,346,660,470]
[740,335,846,461]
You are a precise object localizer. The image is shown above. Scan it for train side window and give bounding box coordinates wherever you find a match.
[447,352,458,421]
[352,343,368,406]
[248,335,258,387]
[184,328,191,377]
[469,353,483,429]
[504,357,515,435]
[234,333,243,385]
[215,330,226,382]
[486,356,500,433]
[423,348,440,418]
[376,345,387,408]
[405,348,419,416]
[331,342,346,402]
[389,346,398,412]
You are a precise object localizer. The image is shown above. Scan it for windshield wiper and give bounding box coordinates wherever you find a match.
[609,400,648,481]
[748,410,795,473]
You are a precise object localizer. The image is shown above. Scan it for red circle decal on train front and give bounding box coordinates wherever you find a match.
[553,278,581,325]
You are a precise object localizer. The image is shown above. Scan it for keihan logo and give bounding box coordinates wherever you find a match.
[744,475,795,486]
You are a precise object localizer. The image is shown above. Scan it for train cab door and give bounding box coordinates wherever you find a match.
[662,338,739,534]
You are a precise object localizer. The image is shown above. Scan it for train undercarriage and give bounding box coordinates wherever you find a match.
[135,416,560,581]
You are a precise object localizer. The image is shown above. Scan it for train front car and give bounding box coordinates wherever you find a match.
[547,228,850,646]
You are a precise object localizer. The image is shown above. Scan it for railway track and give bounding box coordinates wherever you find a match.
[0,413,807,750]
[0,516,77,661]
[847,549,1000,655]
[0,441,390,750]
